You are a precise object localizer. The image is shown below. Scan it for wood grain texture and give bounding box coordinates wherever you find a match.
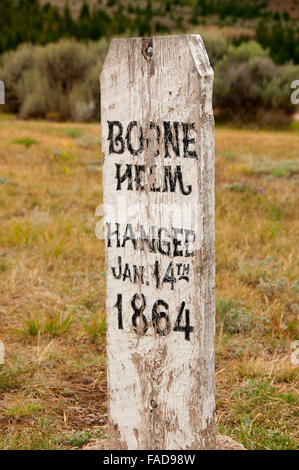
[101,34,215,450]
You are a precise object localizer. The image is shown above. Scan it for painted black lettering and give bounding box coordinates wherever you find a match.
[135,164,145,190]
[150,122,161,157]
[149,165,161,192]
[133,265,144,284]
[131,294,148,335]
[184,229,195,257]
[154,260,160,288]
[126,121,144,155]
[123,263,132,282]
[163,262,176,290]
[163,166,192,195]
[173,227,184,257]
[176,263,182,276]
[111,256,122,279]
[158,227,170,256]
[163,121,180,158]
[122,223,136,248]
[106,222,120,248]
[115,293,123,329]
[115,163,133,191]
[140,225,156,253]
[182,122,197,159]
[152,300,171,336]
[108,121,125,154]
[174,301,194,341]
[179,264,190,281]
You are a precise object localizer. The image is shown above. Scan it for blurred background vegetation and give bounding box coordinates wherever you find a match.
[0,0,298,122]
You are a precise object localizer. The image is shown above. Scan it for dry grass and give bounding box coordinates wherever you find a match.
[0,115,298,449]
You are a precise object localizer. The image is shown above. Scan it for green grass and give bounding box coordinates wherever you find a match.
[80,311,106,343]
[253,160,299,178]
[218,378,298,450]
[0,417,60,450]
[12,137,38,148]
[65,128,83,138]
[4,403,42,418]
[56,428,106,448]
[0,367,22,391]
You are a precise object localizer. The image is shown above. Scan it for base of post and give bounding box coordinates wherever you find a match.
[81,434,246,450]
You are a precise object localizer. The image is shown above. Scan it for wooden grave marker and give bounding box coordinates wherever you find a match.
[101,34,215,450]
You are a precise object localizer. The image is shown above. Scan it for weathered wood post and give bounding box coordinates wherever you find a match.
[101,34,215,450]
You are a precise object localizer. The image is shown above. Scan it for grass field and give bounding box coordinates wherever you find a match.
[0,115,298,450]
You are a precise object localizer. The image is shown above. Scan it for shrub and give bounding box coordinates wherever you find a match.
[213,41,299,118]
[228,40,268,61]
[22,40,99,120]
[216,297,253,334]
[69,63,100,122]
[0,44,37,112]
[262,62,299,113]
[201,32,229,67]
[0,38,108,121]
